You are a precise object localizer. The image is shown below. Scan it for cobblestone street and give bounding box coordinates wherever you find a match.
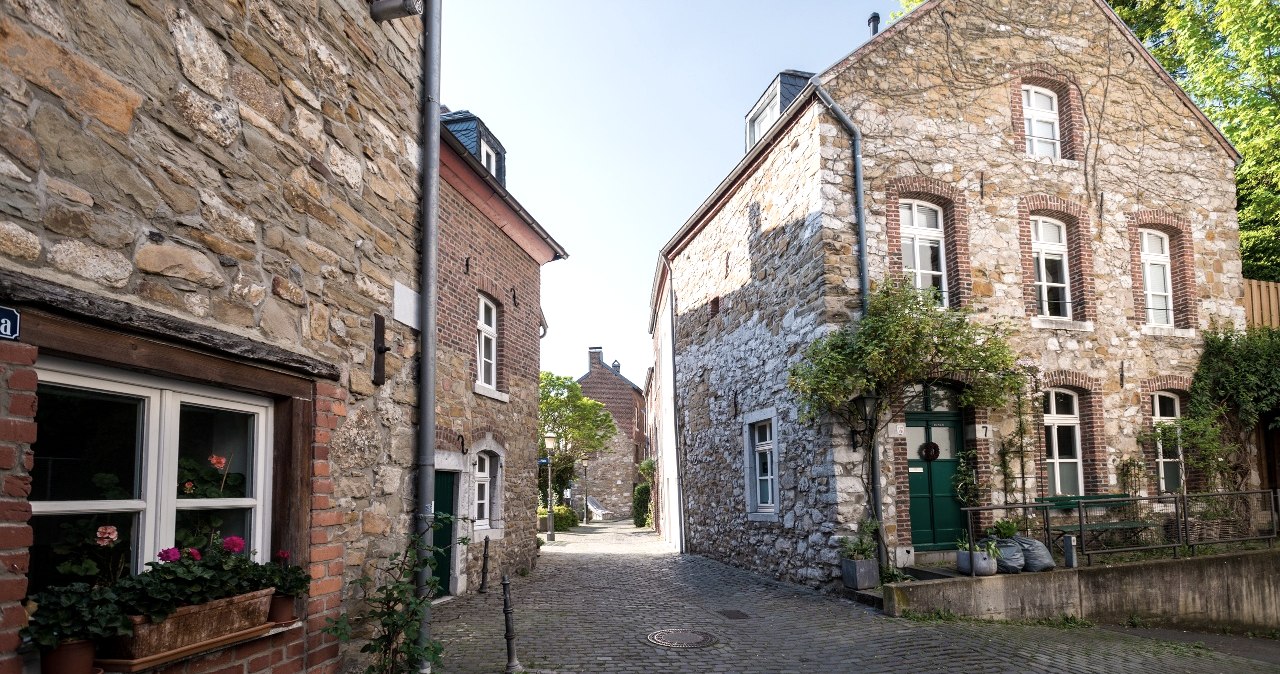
[431,521,1277,673]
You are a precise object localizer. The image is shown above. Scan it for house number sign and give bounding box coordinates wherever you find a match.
[0,306,18,341]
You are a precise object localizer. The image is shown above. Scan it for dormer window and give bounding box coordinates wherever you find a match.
[480,140,498,176]
[744,70,813,151]
[748,93,780,147]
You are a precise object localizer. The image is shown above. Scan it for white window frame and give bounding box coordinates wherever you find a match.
[1043,388,1083,497]
[742,408,778,521]
[32,357,273,574]
[1022,85,1061,158]
[1031,216,1072,319]
[747,92,779,147]
[899,199,948,307]
[479,140,497,176]
[1141,229,1174,326]
[475,453,492,529]
[476,295,498,390]
[1152,392,1184,494]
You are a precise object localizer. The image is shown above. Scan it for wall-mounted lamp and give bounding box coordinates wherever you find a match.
[370,0,422,22]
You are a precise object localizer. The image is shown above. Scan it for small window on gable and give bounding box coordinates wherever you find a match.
[1030,216,1072,318]
[899,200,947,307]
[477,295,498,390]
[1140,230,1174,326]
[480,140,497,176]
[1022,85,1061,158]
[748,93,780,147]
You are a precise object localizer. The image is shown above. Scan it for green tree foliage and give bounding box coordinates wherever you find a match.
[632,482,652,528]
[1109,0,1280,280]
[538,372,617,503]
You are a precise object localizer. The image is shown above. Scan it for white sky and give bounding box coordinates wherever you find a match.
[440,1,903,386]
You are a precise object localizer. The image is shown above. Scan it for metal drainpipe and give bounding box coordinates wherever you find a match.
[660,257,689,553]
[810,80,883,560]
[414,0,442,671]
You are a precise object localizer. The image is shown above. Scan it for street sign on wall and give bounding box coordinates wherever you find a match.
[0,306,18,341]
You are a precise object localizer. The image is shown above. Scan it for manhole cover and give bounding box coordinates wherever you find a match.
[717,609,750,620]
[646,629,718,649]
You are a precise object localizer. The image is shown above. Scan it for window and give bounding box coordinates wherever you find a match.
[1152,392,1183,493]
[475,453,495,528]
[750,419,776,512]
[1022,85,1060,158]
[30,359,272,592]
[747,92,779,147]
[899,200,947,306]
[476,295,497,389]
[1140,230,1173,326]
[1043,389,1082,496]
[479,140,497,176]
[1030,216,1071,318]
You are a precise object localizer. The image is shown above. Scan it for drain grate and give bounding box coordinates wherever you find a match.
[717,609,750,620]
[646,629,718,649]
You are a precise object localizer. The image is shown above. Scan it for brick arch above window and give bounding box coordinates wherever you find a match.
[885,176,972,308]
[1127,211,1197,329]
[1140,375,1193,396]
[1018,195,1095,322]
[1010,64,1085,161]
[1138,376,1193,494]
[1038,370,1106,495]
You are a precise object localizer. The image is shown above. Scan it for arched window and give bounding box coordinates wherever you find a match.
[1140,230,1174,326]
[1030,216,1071,318]
[1151,392,1183,493]
[476,295,498,389]
[1043,389,1082,496]
[1022,85,1061,158]
[899,200,948,306]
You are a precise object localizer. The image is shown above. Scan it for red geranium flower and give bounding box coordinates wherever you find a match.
[222,536,246,554]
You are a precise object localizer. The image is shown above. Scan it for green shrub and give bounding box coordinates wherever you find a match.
[633,482,652,528]
[536,505,579,532]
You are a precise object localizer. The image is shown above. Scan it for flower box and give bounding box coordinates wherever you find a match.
[97,587,273,665]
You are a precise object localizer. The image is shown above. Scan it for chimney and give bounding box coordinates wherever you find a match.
[869,12,881,36]
[589,347,604,368]
[611,360,621,373]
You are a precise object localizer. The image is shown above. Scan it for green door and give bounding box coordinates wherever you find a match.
[906,385,963,551]
[431,471,456,596]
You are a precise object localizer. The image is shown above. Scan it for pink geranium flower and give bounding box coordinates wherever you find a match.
[182,481,196,494]
[96,525,118,547]
[158,547,181,562]
[208,454,228,471]
[275,550,290,561]
[186,548,201,561]
[222,536,246,554]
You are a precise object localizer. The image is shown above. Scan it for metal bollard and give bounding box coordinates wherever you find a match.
[1063,534,1078,568]
[502,575,522,673]
[479,536,491,593]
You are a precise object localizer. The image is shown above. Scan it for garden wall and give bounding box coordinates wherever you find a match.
[883,549,1280,631]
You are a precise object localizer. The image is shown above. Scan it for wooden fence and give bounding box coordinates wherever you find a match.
[1245,279,1280,328]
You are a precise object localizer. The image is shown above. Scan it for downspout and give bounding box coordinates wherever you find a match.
[659,257,689,553]
[810,80,883,563]
[414,1,442,670]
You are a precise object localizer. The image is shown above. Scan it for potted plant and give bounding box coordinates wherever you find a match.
[955,535,999,576]
[23,582,132,674]
[838,517,880,590]
[263,550,310,623]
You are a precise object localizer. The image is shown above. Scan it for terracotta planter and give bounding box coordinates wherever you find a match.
[42,638,95,674]
[101,587,273,660]
[268,594,297,624]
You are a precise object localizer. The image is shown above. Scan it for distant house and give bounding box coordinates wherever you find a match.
[649,0,1247,587]
[0,2,563,672]
[575,347,647,520]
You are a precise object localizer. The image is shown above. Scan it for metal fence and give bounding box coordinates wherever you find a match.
[961,489,1278,568]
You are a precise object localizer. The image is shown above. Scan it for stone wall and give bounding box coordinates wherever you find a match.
[663,0,1242,588]
[575,348,645,518]
[0,0,547,669]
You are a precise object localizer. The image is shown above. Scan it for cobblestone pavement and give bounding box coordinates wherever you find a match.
[432,521,1275,674]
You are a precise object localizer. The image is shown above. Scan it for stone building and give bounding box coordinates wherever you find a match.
[574,347,646,520]
[649,0,1245,588]
[0,1,563,672]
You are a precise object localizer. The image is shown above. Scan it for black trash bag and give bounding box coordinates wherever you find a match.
[1014,535,1056,572]
[984,537,1024,573]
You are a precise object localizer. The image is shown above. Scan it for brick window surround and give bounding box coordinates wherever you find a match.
[475,276,508,394]
[1018,195,1096,322]
[1009,64,1085,161]
[1127,211,1197,329]
[885,176,972,308]
[1038,371,1106,496]
[1139,376,1194,493]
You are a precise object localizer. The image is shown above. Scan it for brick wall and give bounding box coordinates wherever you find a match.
[576,349,646,517]
[0,343,33,674]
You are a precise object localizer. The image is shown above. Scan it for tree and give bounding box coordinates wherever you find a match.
[788,281,1026,552]
[1108,0,1280,281]
[537,372,617,505]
